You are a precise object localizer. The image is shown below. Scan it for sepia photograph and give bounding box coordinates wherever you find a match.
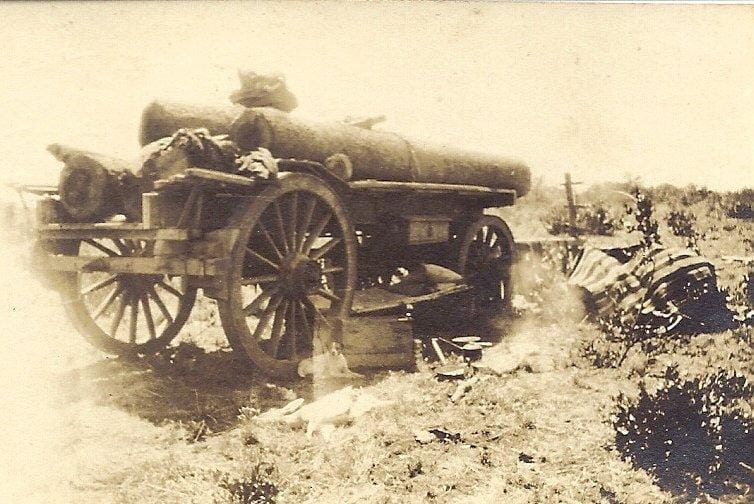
[0,2,752,502]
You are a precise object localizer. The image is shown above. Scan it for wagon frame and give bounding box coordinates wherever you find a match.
[32,160,518,378]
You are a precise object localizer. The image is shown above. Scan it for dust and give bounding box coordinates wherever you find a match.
[0,235,91,501]
[478,245,586,375]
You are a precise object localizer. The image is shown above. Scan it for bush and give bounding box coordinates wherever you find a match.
[613,366,754,497]
[665,210,700,252]
[624,188,661,250]
[543,203,617,236]
[217,463,280,504]
[581,309,677,368]
[724,189,754,220]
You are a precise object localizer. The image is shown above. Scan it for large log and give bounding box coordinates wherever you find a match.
[48,144,143,222]
[231,108,531,196]
[139,101,243,146]
[139,101,531,196]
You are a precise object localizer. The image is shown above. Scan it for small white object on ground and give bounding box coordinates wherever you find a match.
[257,386,392,440]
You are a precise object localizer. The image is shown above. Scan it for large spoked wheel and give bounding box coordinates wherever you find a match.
[60,239,197,356]
[217,173,357,379]
[457,215,515,312]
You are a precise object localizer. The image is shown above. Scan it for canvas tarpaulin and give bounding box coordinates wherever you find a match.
[568,246,734,334]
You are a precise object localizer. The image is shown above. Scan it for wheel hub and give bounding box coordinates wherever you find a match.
[279,254,322,298]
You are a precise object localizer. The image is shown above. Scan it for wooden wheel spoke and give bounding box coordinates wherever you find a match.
[156,279,184,298]
[128,294,139,343]
[268,300,288,359]
[296,195,318,252]
[92,283,124,320]
[315,287,342,303]
[110,239,130,255]
[141,294,157,340]
[240,273,280,286]
[251,294,283,340]
[256,221,284,261]
[310,237,342,261]
[272,201,290,254]
[109,292,128,336]
[302,211,333,254]
[286,302,298,359]
[148,286,173,325]
[475,229,485,244]
[245,247,280,271]
[287,192,299,251]
[83,239,119,257]
[242,287,278,317]
[81,274,118,296]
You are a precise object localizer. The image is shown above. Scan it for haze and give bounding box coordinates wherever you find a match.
[1,2,752,191]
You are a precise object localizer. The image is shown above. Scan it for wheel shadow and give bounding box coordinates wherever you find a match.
[57,345,380,435]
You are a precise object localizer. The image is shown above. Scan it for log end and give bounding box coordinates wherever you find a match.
[58,155,111,220]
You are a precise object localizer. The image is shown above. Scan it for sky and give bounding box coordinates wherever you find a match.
[0,2,752,192]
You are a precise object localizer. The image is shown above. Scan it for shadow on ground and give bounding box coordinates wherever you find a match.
[56,348,382,435]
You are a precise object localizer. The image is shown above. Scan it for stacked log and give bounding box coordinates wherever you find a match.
[139,101,531,196]
[48,144,143,222]
[230,107,531,196]
[139,101,243,147]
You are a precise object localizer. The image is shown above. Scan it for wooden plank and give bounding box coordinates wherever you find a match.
[36,254,217,276]
[184,168,259,186]
[351,284,471,316]
[349,179,517,198]
[153,168,269,192]
[36,224,196,241]
[14,184,59,195]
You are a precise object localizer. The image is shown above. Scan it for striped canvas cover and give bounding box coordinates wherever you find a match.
[568,245,730,333]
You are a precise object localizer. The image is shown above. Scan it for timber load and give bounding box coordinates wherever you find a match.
[139,101,531,197]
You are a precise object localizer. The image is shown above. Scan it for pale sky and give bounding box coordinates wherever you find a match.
[1,2,752,191]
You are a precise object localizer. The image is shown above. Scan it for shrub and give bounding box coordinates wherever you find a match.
[582,309,676,368]
[613,365,754,497]
[724,189,754,220]
[724,274,754,327]
[543,202,617,236]
[624,188,661,250]
[217,463,280,504]
[665,210,700,252]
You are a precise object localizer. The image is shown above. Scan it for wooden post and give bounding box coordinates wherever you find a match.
[563,172,578,237]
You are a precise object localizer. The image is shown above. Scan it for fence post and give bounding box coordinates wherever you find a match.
[563,172,579,237]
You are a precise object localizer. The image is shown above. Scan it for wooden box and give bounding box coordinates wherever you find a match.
[341,316,415,370]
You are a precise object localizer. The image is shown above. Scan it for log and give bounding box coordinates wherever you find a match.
[231,107,531,196]
[139,101,531,196]
[139,101,243,146]
[48,144,142,222]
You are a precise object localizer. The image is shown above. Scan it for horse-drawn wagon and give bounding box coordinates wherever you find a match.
[30,102,531,378]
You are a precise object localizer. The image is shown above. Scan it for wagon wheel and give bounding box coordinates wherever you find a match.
[217,172,357,379]
[457,215,515,312]
[59,239,197,355]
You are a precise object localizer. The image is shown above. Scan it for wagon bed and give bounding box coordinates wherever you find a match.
[31,158,523,378]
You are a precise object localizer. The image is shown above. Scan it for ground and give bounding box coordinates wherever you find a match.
[1,185,752,503]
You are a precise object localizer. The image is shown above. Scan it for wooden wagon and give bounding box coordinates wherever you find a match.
[30,103,531,379]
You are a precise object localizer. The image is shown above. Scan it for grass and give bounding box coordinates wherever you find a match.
[4,179,753,503]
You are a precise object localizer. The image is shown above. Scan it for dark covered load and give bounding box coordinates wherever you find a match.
[139,101,531,197]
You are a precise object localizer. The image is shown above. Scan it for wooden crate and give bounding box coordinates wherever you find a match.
[341,316,415,370]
